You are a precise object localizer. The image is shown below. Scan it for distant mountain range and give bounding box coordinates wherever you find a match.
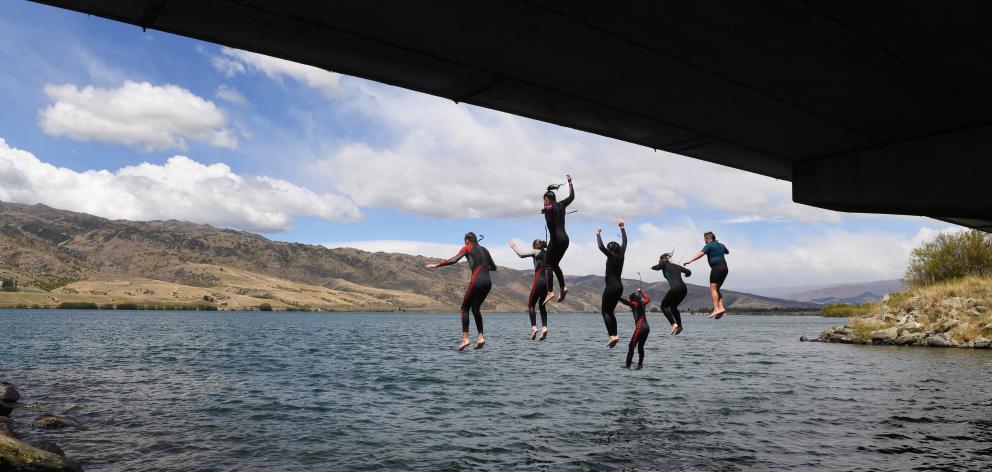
[0,201,816,312]
[748,280,906,305]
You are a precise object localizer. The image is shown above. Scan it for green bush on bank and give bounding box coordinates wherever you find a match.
[820,302,877,318]
[906,229,992,287]
[57,302,98,309]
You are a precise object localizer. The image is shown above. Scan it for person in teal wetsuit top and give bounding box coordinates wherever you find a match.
[683,231,729,319]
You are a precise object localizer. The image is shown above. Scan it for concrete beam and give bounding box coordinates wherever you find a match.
[793,124,992,219]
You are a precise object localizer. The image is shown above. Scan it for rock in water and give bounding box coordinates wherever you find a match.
[0,417,17,439]
[0,403,13,417]
[0,383,18,403]
[0,434,81,471]
[870,327,899,344]
[927,334,951,348]
[29,441,65,458]
[32,413,81,429]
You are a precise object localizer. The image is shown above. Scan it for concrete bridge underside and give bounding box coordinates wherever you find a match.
[31,1,992,230]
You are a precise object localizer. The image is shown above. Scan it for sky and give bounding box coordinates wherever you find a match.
[0,1,959,291]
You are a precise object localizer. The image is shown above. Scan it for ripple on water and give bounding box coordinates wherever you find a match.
[2,311,992,471]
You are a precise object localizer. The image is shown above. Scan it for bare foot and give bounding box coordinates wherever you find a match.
[457,340,471,351]
[475,338,486,350]
[531,326,538,340]
[539,328,548,341]
[710,310,726,320]
[635,365,643,370]
[607,337,619,348]
[670,325,678,335]
[622,364,631,369]
[674,325,683,335]
[543,292,555,305]
[557,287,569,302]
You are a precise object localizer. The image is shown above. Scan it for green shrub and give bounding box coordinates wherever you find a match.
[906,230,992,286]
[98,304,115,310]
[258,303,273,311]
[1,279,17,292]
[820,303,876,318]
[115,303,139,310]
[57,302,98,309]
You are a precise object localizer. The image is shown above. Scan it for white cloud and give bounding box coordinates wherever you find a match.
[215,47,342,97]
[215,85,249,108]
[308,81,840,224]
[39,81,237,151]
[0,138,360,232]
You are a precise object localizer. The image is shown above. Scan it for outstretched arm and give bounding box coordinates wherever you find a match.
[679,264,692,277]
[427,245,469,268]
[561,175,574,207]
[510,241,537,258]
[618,297,632,307]
[683,251,705,266]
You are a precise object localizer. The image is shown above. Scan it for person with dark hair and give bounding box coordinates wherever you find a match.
[541,174,574,303]
[596,219,626,348]
[426,232,497,350]
[510,238,550,340]
[652,252,691,335]
[619,289,651,368]
[684,231,730,319]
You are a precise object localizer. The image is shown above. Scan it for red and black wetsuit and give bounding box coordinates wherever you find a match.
[436,242,497,333]
[597,227,626,337]
[513,246,550,327]
[542,181,573,293]
[619,290,651,368]
[651,261,691,327]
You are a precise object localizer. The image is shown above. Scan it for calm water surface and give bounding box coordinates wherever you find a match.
[1,310,990,471]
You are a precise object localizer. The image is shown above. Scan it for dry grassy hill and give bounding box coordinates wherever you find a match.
[0,201,815,312]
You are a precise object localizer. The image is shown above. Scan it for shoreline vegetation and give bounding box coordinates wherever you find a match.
[812,231,992,349]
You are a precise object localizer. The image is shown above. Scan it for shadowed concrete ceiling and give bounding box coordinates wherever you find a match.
[30,1,992,231]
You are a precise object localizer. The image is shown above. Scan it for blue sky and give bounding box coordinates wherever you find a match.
[0,1,955,290]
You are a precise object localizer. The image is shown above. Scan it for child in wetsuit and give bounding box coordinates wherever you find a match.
[619,289,651,369]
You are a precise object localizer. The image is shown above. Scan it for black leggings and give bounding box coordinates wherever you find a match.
[660,285,687,326]
[461,275,491,333]
[601,279,622,336]
[546,236,569,291]
[626,317,649,367]
[527,267,549,327]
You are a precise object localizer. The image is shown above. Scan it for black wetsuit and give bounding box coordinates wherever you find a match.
[514,245,550,327]
[437,242,497,333]
[619,290,651,367]
[597,227,626,337]
[542,181,574,293]
[651,261,691,327]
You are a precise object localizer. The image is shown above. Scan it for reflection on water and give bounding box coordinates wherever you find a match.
[1,311,990,471]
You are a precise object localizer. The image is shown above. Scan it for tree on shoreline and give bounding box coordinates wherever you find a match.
[905,230,992,286]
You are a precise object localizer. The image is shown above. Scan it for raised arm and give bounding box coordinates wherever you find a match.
[596,230,610,256]
[638,289,651,305]
[561,175,574,207]
[619,222,627,254]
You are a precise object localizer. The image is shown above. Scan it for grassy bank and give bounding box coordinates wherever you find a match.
[820,302,878,318]
[820,275,992,346]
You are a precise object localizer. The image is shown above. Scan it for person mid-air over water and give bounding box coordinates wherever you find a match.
[651,252,691,335]
[618,289,651,369]
[541,174,574,304]
[426,232,496,351]
[684,231,730,319]
[596,219,626,348]
[510,239,550,340]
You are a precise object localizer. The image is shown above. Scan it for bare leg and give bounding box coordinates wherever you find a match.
[708,284,726,319]
[457,332,470,351]
[539,326,548,341]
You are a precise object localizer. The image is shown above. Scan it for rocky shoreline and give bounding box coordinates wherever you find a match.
[805,292,992,349]
[0,382,82,471]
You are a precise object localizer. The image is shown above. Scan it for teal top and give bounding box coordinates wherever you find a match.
[701,241,728,265]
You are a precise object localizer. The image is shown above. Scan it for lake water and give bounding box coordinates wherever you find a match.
[1,310,991,471]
